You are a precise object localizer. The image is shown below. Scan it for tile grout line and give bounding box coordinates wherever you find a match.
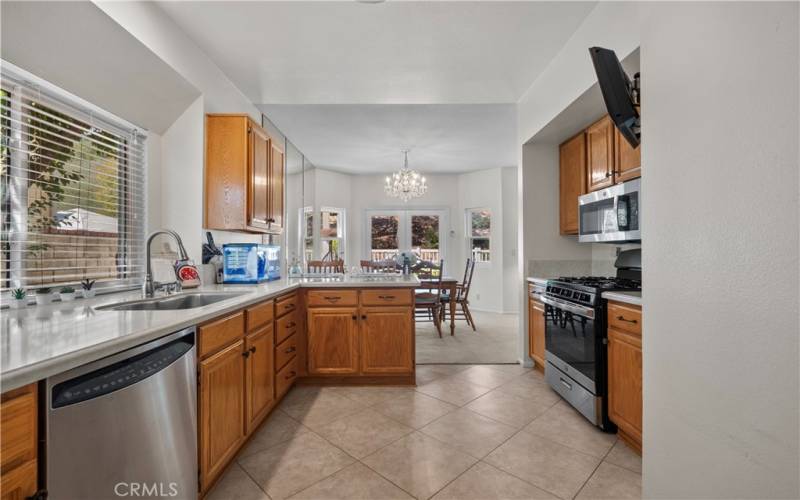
[571,434,619,500]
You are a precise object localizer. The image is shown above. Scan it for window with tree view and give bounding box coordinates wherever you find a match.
[1,67,145,292]
[467,208,491,263]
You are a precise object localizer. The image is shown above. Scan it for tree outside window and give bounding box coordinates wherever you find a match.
[467,208,491,263]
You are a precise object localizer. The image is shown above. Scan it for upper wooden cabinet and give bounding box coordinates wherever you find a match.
[614,127,641,183]
[586,115,615,192]
[559,132,586,235]
[205,114,284,234]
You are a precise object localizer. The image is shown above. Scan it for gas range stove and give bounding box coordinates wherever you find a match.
[546,277,641,308]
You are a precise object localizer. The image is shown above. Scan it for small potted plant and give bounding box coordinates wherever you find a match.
[59,286,76,302]
[10,288,27,309]
[35,287,53,306]
[81,279,96,299]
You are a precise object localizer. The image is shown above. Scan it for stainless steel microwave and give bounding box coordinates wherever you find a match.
[578,178,641,243]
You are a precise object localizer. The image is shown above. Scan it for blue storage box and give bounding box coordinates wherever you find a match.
[222,244,280,283]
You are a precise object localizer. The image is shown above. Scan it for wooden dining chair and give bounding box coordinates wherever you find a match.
[413,260,444,337]
[307,259,344,273]
[360,260,398,273]
[440,258,477,330]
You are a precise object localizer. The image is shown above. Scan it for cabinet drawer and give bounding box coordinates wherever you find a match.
[1,384,37,472]
[275,333,298,372]
[275,310,299,344]
[275,293,299,318]
[199,312,245,358]
[608,302,642,336]
[360,289,412,306]
[246,300,274,332]
[276,356,298,398]
[307,290,358,307]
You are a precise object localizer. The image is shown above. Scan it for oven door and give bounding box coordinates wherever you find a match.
[540,295,598,393]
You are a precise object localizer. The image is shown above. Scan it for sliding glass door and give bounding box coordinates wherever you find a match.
[366,209,447,265]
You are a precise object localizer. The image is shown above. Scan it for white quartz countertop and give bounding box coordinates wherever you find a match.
[602,290,642,306]
[1,276,420,391]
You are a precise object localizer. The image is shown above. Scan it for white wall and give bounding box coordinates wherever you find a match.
[95,1,273,263]
[640,3,799,498]
[145,131,162,234]
[501,166,519,313]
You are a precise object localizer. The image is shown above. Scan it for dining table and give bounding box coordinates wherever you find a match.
[419,276,459,336]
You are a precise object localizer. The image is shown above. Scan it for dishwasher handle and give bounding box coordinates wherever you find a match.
[51,332,194,409]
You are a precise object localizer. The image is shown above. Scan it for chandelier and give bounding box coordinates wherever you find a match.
[384,150,427,202]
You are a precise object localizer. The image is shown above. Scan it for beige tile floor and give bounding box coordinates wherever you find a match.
[208,365,642,500]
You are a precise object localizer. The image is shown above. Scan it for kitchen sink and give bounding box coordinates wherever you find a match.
[95,292,246,311]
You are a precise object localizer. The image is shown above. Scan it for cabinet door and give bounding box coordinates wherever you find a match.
[199,340,246,491]
[607,328,643,449]
[245,325,275,433]
[559,133,586,235]
[0,459,36,500]
[268,140,285,233]
[248,122,270,230]
[307,308,359,375]
[528,299,546,369]
[586,116,615,192]
[614,127,641,183]
[361,307,414,374]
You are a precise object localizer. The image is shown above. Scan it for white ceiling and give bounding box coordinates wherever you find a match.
[1,1,199,133]
[156,1,596,105]
[261,104,516,174]
[153,1,598,173]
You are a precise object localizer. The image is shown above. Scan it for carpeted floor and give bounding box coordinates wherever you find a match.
[415,310,519,364]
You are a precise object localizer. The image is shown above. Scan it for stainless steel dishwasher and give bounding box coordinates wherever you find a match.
[46,327,197,500]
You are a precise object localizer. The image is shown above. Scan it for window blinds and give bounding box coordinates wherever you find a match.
[0,65,146,292]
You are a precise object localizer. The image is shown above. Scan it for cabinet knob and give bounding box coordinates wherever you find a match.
[250,346,256,353]
[361,315,367,320]
[242,351,250,358]
[285,346,296,354]
[352,315,357,320]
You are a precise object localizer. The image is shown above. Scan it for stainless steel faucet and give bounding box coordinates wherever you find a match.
[143,229,190,298]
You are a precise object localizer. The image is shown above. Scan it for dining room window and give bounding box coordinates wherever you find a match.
[466,208,491,263]
[1,64,146,292]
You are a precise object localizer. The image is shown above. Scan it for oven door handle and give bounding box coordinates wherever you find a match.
[540,295,595,319]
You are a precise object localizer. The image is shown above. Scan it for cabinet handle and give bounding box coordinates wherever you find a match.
[324,296,341,302]
[285,303,295,309]
[286,371,296,379]
[286,322,296,328]
[242,351,250,358]
[285,346,296,354]
[559,378,573,391]
[616,315,638,324]
[378,295,395,300]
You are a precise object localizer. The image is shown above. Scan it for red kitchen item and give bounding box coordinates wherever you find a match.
[175,260,201,288]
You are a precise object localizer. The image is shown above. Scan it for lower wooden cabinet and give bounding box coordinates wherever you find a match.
[607,301,643,454]
[360,306,414,374]
[199,340,246,491]
[245,325,275,434]
[307,307,360,375]
[0,384,38,500]
[528,296,546,370]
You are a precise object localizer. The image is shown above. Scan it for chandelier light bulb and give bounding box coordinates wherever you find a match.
[384,150,427,202]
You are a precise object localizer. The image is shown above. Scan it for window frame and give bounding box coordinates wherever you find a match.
[1,61,146,295]
[465,207,491,265]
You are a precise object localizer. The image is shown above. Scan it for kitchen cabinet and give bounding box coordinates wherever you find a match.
[274,291,300,396]
[559,132,586,235]
[245,325,275,434]
[586,115,615,192]
[305,288,415,382]
[307,307,360,375]
[0,384,38,500]
[527,292,546,371]
[205,114,284,234]
[614,127,641,183]
[607,300,643,454]
[360,306,414,374]
[199,340,246,492]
